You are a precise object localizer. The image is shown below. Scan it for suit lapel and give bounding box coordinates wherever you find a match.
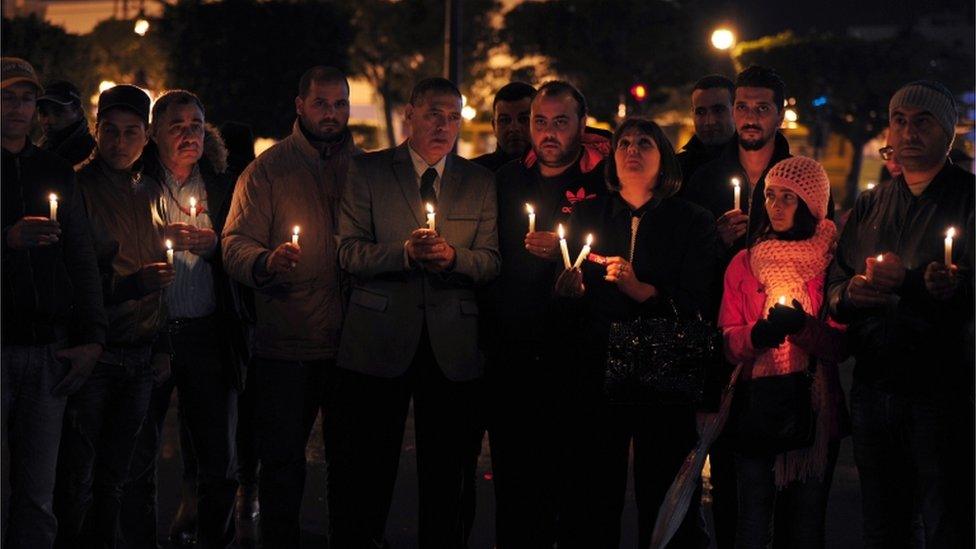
[393,143,424,228]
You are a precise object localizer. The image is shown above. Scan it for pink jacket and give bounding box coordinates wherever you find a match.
[719,249,849,437]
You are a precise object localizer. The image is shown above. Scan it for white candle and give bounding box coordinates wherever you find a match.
[557,223,571,270]
[426,203,436,232]
[573,233,593,269]
[165,239,174,265]
[49,193,58,220]
[189,196,197,226]
[876,254,883,262]
[292,226,300,246]
[526,203,536,233]
[731,178,741,211]
[945,227,955,267]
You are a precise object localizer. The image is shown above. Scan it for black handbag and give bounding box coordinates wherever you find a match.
[729,356,817,456]
[604,299,722,405]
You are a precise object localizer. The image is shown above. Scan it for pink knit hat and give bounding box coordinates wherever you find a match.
[765,156,830,220]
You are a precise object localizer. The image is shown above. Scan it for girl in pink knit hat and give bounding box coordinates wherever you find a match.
[718,156,849,547]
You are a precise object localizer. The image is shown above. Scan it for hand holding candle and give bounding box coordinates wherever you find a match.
[426,203,436,232]
[572,233,593,269]
[768,296,806,334]
[49,193,59,220]
[526,203,536,233]
[557,224,571,270]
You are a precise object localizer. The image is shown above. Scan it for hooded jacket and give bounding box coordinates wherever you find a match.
[39,118,96,169]
[1,141,107,347]
[223,121,362,361]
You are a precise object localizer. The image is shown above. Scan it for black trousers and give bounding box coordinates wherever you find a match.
[324,331,482,548]
[252,356,330,548]
[485,343,569,548]
[119,318,239,549]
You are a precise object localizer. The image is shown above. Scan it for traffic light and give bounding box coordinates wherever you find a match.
[630,83,648,102]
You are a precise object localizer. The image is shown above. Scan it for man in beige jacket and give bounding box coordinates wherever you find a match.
[221,65,360,548]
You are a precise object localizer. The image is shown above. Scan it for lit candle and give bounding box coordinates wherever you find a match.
[189,196,197,226]
[731,178,741,211]
[165,239,174,265]
[49,193,58,220]
[292,226,300,246]
[526,203,536,233]
[876,254,883,262]
[557,223,571,270]
[426,203,436,232]
[778,295,787,306]
[945,227,955,267]
[573,233,593,269]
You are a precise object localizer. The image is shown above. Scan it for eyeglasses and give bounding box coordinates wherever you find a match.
[879,146,894,161]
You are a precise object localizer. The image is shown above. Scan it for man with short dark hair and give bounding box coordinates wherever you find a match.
[1,56,106,549]
[676,74,735,186]
[115,88,245,549]
[53,84,173,549]
[223,65,361,547]
[330,76,499,547]
[473,81,536,172]
[827,80,974,549]
[486,79,610,545]
[37,80,96,168]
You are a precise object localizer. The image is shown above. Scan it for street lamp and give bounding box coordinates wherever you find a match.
[134,17,150,36]
[711,28,736,51]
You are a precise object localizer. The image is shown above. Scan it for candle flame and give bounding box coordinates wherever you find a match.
[189,196,197,207]
[557,224,565,239]
[426,203,435,215]
[946,227,956,239]
[585,233,593,246]
[876,254,883,262]
[526,203,534,215]
[778,296,786,305]
[731,177,740,188]
[49,193,58,201]
[293,225,300,236]
[165,239,173,250]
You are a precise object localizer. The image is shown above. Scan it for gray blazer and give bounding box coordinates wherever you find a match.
[336,143,500,382]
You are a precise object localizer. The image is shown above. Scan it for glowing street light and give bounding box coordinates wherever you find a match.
[711,28,736,51]
[461,105,477,121]
[134,17,150,36]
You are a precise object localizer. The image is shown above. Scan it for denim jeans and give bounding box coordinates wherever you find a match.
[734,442,839,549]
[53,346,154,549]
[849,380,958,548]
[1,344,70,549]
[119,320,239,549]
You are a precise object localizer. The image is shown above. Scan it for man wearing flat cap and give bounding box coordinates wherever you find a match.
[827,80,974,548]
[1,57,106,549]
[38,80,96,168]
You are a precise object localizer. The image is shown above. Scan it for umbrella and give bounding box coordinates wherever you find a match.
[649,364,742,549]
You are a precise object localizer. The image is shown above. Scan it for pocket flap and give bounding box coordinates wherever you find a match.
[447,213,479,221]
[351,289,389,312]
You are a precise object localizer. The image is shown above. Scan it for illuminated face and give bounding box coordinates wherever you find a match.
[614,129,661,194]
[530,92,584,170]
[1,82,37,141]
[734,87,784,151]
[492,97,532,157]
[764,183,799,232]
[692,87,735,146]
[97,108,149,171]
[888,105,951,173]
[154,102,205,171]
[405,92,462,163]
[295,80,350,140]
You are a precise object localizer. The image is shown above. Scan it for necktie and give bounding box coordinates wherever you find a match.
[420,167,438,207]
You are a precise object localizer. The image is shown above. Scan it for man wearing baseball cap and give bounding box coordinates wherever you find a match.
[52,84,175,548]
[1,57,107,549]
[827,80,974,548]
[37,80,95,168]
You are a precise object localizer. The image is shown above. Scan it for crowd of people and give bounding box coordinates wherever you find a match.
[1,52,973,549]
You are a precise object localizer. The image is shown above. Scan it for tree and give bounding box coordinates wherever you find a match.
[2,15,94,99]
[88,18,167,92]
[153,0,355,137]
[342,0,499,147]
[502,0,709,122]
[733,31,974,207]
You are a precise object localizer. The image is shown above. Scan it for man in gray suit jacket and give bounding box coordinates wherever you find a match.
[328,77,500,547]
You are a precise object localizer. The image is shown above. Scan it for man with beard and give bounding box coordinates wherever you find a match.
[222,66,361,548]
[486,80,610,546]
[676,75,736,187]
[473,81,535,172]
[37,80,96,168]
